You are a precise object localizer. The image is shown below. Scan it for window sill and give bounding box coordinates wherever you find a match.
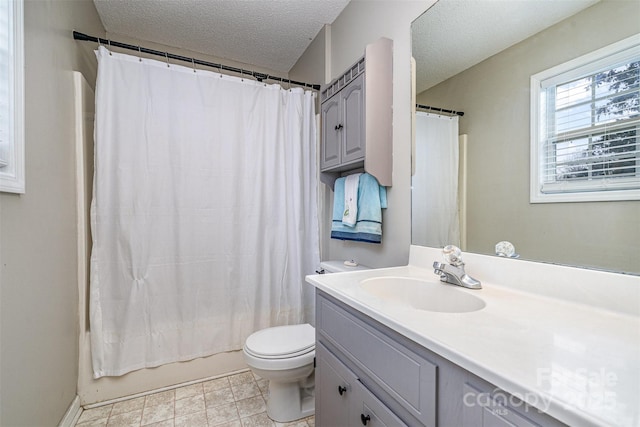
[530,188,640,203]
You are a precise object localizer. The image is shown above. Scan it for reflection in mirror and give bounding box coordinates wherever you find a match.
[412,111,461,248]
[495,241,519,259]
[411,0,640,274]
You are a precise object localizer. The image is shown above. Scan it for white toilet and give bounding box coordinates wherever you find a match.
[243,260,369,422]
[243,323,316,422]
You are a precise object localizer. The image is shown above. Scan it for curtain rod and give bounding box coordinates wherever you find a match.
[416,104,464,117]
[72,31,321,91]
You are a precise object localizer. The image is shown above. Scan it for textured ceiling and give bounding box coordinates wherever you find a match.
[412,0,600,94]
[93,0,350,74]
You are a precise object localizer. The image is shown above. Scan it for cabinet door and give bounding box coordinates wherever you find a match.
[462,383,544,427]
[355,380,409,427]
[320,95,341,170]
[341,73,366,165]
[316,343,359,427]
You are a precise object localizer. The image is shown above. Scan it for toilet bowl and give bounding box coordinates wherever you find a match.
[243,323,316,422]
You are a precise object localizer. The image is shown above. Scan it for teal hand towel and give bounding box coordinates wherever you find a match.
[331,173,386,244]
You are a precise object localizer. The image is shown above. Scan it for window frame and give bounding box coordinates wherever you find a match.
[0,0,25,194]
[530,34,640,203]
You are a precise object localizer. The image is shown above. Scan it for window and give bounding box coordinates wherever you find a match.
[0,0,24,193]
[530,35,640,203]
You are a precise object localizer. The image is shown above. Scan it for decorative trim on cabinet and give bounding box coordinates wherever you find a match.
[321,57,366,103]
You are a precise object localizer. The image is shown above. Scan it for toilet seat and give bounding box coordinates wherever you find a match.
[244,345,314,360]
[244,323,315,359]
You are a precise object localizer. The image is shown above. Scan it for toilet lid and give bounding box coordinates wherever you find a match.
[245,323,315,359]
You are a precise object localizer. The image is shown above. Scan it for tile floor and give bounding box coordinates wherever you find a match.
[74,371,315,427]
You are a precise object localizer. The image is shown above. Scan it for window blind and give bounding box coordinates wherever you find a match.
[0,0,23,193]
[0,0,12,167]
[539,55,640,194]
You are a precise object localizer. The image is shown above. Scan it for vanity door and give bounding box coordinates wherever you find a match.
[317,342,408,427]
[461,382,564,427]
[316,343,359,427]
[355,379,409,427]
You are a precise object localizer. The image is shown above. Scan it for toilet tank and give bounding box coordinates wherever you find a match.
[319,260,370,274]
[305,261,370,327]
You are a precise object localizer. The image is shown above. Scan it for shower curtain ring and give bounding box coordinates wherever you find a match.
[165,52,170,68]
[192,58,196,73]
[240,68,244,81]
[138,46,142,62]
[108,39,112,55]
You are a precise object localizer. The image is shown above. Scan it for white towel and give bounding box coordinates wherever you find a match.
[342,173,361,227]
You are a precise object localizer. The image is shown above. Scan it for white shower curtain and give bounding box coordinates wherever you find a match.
[90,47,319,378]
[412,112,460,248]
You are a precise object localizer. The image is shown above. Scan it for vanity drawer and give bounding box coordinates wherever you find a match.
[317,294,437,425]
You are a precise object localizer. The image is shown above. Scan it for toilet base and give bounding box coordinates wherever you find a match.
[265,376,315,422]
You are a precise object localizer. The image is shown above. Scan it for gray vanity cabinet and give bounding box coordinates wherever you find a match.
[315,290,567,427]
[320,73,365,172]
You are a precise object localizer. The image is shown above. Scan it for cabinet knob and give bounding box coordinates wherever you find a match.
[361,414,371,425]
[338,385,347,395]
[334,124,344,130]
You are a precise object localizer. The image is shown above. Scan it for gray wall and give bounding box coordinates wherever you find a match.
[291,1,432,269]
[417,0,640,273]
[0,1,104,424]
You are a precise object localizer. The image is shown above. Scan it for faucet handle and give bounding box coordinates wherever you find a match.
[433,261,446,274]
[442,245,464,266]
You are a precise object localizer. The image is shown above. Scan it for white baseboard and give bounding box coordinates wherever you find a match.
[58,395,82,427]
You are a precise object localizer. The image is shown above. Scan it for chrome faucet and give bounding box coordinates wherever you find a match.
[433,245,482,290]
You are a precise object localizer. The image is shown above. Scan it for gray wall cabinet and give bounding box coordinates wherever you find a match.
[319,38,393,188]
[315,291,567,427]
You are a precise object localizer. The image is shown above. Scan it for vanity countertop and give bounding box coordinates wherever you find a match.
[306,247,640,427]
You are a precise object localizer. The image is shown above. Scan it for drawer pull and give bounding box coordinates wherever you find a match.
[361,414,371,425]
[338,385,347,395]
[335,124,344,130]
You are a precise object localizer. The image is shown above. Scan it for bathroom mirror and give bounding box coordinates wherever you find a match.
[411,0,640,274]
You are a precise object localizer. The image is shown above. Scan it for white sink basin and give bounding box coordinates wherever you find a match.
[360,277,486,313]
